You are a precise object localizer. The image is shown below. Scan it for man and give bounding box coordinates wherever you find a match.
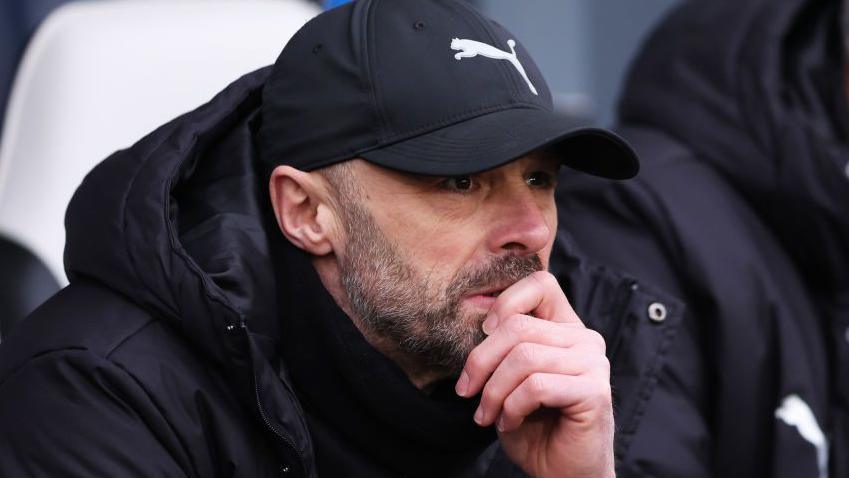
[0,1,671,476]
[558,0,849,476]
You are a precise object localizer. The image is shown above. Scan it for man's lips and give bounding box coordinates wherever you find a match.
[467,284,511,298]
[463,284,511,308]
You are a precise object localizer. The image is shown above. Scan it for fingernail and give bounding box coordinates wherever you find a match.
[474,405,485,425]
[496,415,506,432]
[482,314,499,335]
[455,370,470,397]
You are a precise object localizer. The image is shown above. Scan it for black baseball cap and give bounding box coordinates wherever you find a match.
[257,0,639,179]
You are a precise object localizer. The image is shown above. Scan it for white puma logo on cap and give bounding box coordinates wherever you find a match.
[450,38,538,95]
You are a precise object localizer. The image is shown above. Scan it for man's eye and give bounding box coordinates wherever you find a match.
[442,176,474,192]
[526,171,555,188]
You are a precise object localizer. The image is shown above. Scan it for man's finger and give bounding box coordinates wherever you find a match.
[456,314,606,397]
[484,271,581,332]
[473,343,609,427]
[496,373,612,433]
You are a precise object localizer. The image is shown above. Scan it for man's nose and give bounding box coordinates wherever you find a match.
[484,187,552,255]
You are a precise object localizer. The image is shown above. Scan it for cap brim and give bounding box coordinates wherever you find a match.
[359,107,639,179]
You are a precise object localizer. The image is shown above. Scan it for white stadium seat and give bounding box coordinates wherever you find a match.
[0,0,320,284]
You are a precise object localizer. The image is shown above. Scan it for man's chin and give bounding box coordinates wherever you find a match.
[413,312,488,375]
[452,309,489,360]
[456,305,489,336]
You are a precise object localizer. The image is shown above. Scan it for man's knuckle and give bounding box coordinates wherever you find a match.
[465,349,484,372]
[513,342,537,365]
[599,355,611,373]
[505,314,532,336]
[527,373,548,396]
[587,329,607,353]
[530,270,557,291]
[589,355,611,377]
[590,379,613,407]
[480,384,496,405]
[540,271,560,288]
[501,394,519,418]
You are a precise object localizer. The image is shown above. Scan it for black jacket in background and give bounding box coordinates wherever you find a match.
[558,0,849,476]
[0,66,682,476]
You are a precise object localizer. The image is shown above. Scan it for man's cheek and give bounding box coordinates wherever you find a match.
[539,242,556,270]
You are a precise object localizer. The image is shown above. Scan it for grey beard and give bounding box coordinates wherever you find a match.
[337,199,542,375]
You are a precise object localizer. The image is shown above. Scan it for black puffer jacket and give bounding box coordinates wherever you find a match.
[0,66,681,476]
[558,0,849,476]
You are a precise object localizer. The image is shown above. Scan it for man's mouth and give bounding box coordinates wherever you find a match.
[463,285,510,308]
[468,281,512,297]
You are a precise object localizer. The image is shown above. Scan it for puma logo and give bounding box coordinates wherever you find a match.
[776,395,829,478]
[450,38,538,95]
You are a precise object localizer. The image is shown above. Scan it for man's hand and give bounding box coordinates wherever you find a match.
[455,271,615,478]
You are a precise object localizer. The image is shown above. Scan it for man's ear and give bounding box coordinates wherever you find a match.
[269,165,337,256]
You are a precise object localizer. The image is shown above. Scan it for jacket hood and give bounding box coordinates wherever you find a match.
[63,66,317,474]
[64,66,279,367]
[619,0,849,294]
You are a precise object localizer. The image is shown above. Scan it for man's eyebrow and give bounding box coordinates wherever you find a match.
[527,154,561,169]
[387,170,445,189]
[402,172,441,182]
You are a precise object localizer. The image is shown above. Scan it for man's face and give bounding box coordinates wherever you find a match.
[329,153,560,376]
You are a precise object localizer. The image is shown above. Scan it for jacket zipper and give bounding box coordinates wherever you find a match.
[244,324,307,476]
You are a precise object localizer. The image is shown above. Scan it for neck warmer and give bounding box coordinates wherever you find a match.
[273,240,497,477]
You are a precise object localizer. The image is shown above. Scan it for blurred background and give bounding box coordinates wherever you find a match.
[482,0,679,125]
[0,0,678,338]
[0,0,679,133]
